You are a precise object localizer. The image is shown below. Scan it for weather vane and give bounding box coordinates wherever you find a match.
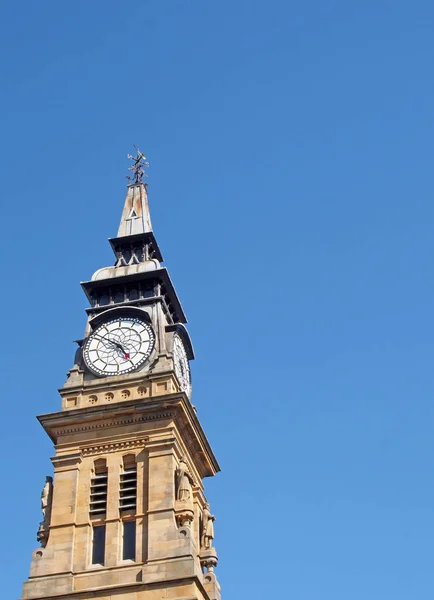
[127,145,150,184]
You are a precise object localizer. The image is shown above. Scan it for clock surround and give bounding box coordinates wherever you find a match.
[83,316,155,377]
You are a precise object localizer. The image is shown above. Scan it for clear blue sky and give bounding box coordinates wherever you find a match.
[1,1,434,598]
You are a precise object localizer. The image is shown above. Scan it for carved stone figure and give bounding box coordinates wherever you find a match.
[37,476,53,547]
[175,457,194,502]
[41,476,53,518]
[201,503,216,550]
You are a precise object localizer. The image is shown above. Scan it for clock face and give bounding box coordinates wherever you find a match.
[83,317,155,377]
[173,333,191,397]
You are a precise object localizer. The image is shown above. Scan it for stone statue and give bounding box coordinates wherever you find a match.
[37,476,53,547]
[201,503,216,550]
[175,457,194,502]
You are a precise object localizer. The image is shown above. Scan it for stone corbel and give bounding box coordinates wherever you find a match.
[200,546,218,572]
[174,500,194,530]
[199,546,220,600]
[200,548,220,600]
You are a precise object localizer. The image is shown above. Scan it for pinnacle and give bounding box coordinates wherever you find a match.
[117,182,153,237]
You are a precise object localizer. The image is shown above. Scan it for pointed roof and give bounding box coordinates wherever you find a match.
[81,170,187,325]
[117,183,153,237]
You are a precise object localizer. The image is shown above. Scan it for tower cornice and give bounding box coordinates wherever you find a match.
[38,393,220,479]
[81,266,187,324]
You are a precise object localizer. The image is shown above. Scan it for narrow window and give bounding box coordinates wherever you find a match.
[122,520,136,560]
[120,454,137,512]
[90,459,108,516]
[92,525,106,565]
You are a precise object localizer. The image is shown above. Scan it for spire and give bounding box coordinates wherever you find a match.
[117,182,153,237]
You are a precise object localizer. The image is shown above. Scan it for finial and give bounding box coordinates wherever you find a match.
[127,145,149,184]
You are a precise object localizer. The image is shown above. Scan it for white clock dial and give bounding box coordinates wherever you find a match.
[173,333,191,397]
[83,317,155,377]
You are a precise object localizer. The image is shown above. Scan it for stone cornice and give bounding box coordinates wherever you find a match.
[51,452,82,470]
[55,411,174,437]
[20,579,205,600]
[81,438,148,456]
[38,393,220,479]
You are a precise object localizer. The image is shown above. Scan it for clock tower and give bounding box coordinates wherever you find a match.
[21,152,221,600]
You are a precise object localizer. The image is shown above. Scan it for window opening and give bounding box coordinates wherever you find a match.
[92,525,106,565]
[122,520,136,560]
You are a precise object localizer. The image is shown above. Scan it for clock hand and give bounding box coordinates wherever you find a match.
[92,333,117,346]
[112,340,130,359]
[92,334,130,358]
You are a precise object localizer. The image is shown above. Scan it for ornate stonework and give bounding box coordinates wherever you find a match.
[21,177,221,600]
[81,438,148,456]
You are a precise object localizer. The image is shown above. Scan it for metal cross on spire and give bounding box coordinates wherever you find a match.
[127,145,150,184]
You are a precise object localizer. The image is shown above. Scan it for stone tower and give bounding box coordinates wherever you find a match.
[21,157,221,600]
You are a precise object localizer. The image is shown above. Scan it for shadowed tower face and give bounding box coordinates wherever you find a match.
[21,157,221,600]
